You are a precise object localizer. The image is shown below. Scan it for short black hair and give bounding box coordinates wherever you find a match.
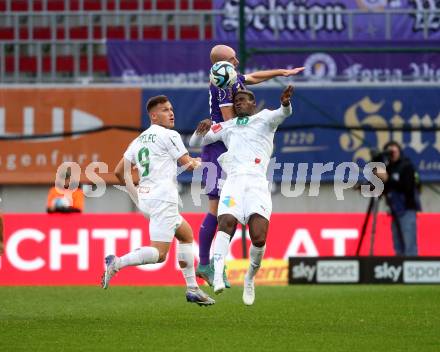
[383,140,402,152]
[146,95,169,112]
[234,90,255,101]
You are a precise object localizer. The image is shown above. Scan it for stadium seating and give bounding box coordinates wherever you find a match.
[0,0,212,11]
[0,0,213,79]
[4,54,108,73]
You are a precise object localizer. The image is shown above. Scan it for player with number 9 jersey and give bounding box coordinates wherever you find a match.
[102,95,215,307]
[124,124,187,204]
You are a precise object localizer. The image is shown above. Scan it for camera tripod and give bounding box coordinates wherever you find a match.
[356,194,404,256]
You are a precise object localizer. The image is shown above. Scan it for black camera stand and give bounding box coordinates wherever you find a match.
[356,194,404,256]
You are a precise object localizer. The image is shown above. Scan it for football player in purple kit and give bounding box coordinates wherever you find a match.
[195,44,304,287]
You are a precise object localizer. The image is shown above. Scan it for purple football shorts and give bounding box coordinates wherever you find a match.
[200,141,227,199]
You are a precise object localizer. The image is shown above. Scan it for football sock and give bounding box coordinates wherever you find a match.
[245,244,266,280]
[198,213,218,266]
[177,242,198,288]
[119,247,159,269]
[212,231,231,283]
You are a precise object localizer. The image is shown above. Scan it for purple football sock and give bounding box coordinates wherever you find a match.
[198,213,218,265]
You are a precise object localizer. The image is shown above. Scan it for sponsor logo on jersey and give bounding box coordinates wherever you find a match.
[222,196,236,208]
[236,116,249,125]
[138,186,150,194]
[217,88,227,102]
[211,124,223,133]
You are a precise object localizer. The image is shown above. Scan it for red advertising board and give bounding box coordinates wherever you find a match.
[0,213,439,285]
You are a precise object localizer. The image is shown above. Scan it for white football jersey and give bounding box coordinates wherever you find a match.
[199,104,292,178]
[124,124,188,203]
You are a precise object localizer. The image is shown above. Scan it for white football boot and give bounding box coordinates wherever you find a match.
[186,287,215,306]
[101,255,120,289]
[243,276,255,305]
[213,279,226,295]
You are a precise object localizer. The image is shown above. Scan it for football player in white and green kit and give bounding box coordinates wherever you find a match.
[101,95,215,306]
[190,86,293,305]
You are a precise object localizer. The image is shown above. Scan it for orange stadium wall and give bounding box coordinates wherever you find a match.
[0,213,439,286]
[0,87,142,184]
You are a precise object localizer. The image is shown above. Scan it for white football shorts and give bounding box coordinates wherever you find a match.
[218,175,272,224]
[138,198,183,243]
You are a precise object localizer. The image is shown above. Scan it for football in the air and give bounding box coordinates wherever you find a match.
[209,61,237,89]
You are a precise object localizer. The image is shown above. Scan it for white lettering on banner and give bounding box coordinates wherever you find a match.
[221,0,345,34]
[283,229,319,258]
[292,262,316,281]
[316,260,359,283]
[6,229,45,271]
[92,229,129,264]
[403,261,440,283]
[321,229,358,256]
[374,262,402,282]
[0,107,103,140]
[49,229,89,271]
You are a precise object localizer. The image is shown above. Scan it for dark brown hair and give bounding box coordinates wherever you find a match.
[146,95,169,112]
[384,140,402,152]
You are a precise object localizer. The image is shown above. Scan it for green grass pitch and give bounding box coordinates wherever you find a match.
[0,285,439,351]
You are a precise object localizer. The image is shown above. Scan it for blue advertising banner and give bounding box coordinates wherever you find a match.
[107,40,440,83]
[214,0,440,42]
[141,86,440,182]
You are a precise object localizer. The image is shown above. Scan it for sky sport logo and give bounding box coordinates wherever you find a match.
[374,262,402,282]
[403,262,440,283]
[316,261,359,283]
[292,260,360,283]
[292,262,316,282]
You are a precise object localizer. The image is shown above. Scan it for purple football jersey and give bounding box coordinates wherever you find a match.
[202,73,246,198]
[209,73,246,123]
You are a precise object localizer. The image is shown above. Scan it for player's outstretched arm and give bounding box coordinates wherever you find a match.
[189,124,224,147]
[244,67,304,85]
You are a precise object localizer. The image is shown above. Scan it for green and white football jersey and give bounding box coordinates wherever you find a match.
[124,124,187,204]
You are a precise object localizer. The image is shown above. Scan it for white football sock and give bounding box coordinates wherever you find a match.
[245,244,266,280]
[177,242,198,288]
[212,231,231,283]
[119,247,159,269]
